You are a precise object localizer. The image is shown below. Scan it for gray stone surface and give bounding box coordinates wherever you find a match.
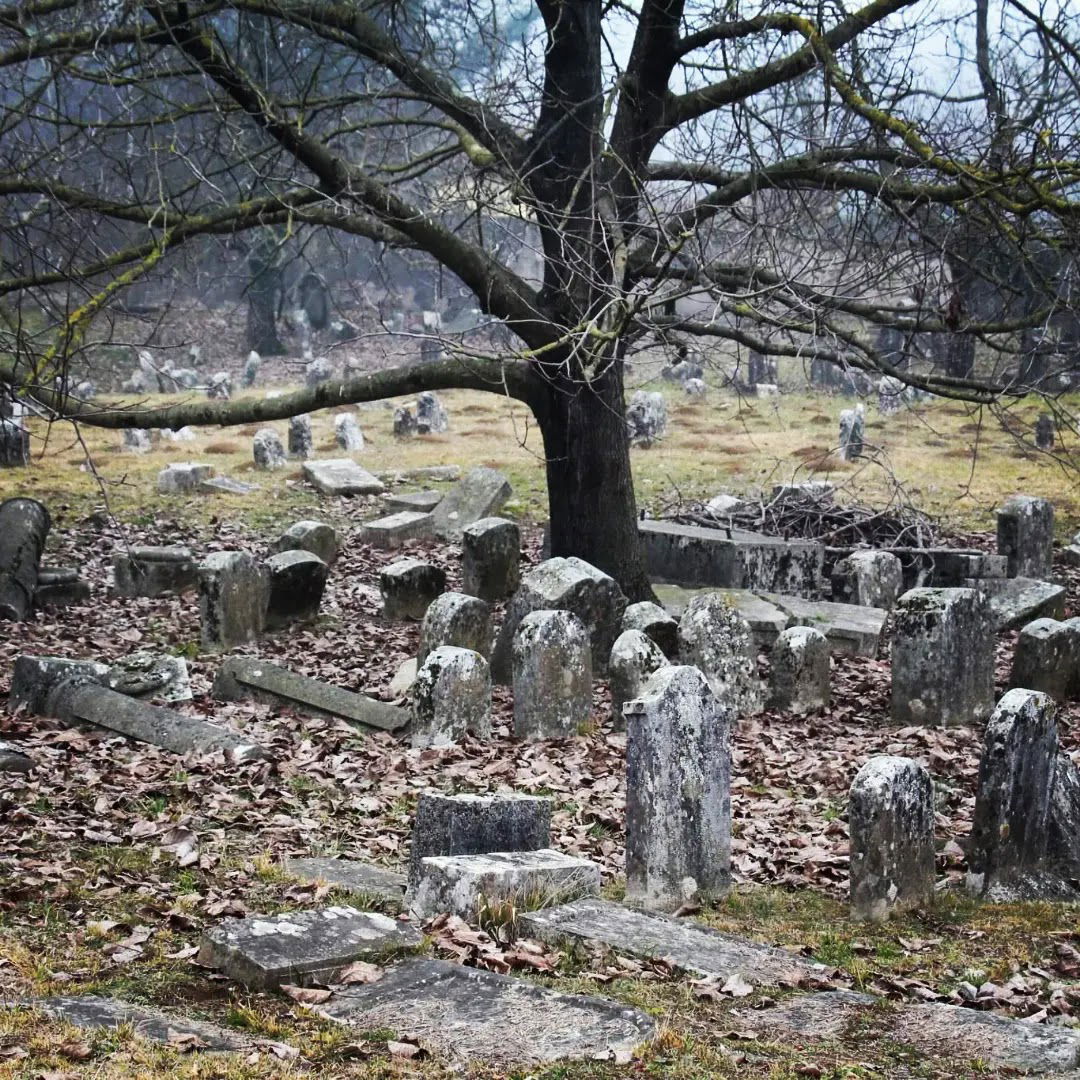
[418,592,492,666]
[253,428,287,470]
[199,475,260,496]
[106,651,191,704]
[831,550,903,610]
[1049,753,1080,877]
[157,462,212,494]
[609,629,668,724]
[314,957,656,1065]
[284,858,406,901]
[385,490,442,513]
[302,458,385,496]
[997,494,1054,580]
[409,849,601,920]
[198,551,270,651]
[379,558,446,621]
[626,390,668,447]
[838,404,864,460]
[849,756,935,922]
[891,588,995,726]
[334,412,365,451]
[359,510,435,549]
[621,600,679,659]
[198,906,422,990]
[512,609,592,740]
[265,549,327,629]
[271,519,339,567]
[123,428,152,453]
[113,545,198,598]
[0,740,32,772]
[377,465,461,484]
[762,593,886,657]
[212,656,406,732]
[431,466,512,540]
[34,566,90,608]
[288,414,313,459]
[408,791,551,889]
[521,898,814,983]
[461,516,520,602]
[769,625,830,713]
[416,390,449,434]
[677,593,762,716]
[412,646,491,748]
[624,666,732,910]
[1011,617,1080,700]
[982,576,1067,630]
[9,654,109,714]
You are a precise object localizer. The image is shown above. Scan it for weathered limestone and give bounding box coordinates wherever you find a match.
[677,593,762,716]
[379,558,446,621]
[849,756,935,921]
[1010,617,1080,700]
[207,371,232,399]
[762,593,886,657]
[997,494,1054,580]
[198,907,422,990]
[197,551,270,651]
[106,651,191,704]
[831,550,903,610]
[512,609,592,740]
[624,666,731,910]
[1035,412,1055,450]
[334,412,365,451]
[769,625,830,713]
[416,390,449,433]
[113,545,198,598]
[264,549,327,629]
[376,464,461,484]
[418,592,492,666]
[609,630,667,724]
[157,462,213,494]
[626,390,668,447]
[385,490,442,513]
[305,356,333,388]
[199,475,260,496]
[123,428,152,453]
[358,510,435,549]
[0,740,33,773]
[1049,753,1080,876]
[393,406,416,438]
[491,556,627,683]
[621,600,679,659]
[284,858,406,901]
[0,417,29,466]
[303,458,385,496]
[982,575,1066,630]
[253,428,287,470]
[9,655,109,713]
[271,519,339,566]
[838,404,864,460]
[890,588,994,726]
[288,415,313,459]
[242,350,261,387]
[213,656,406,732]
[412,646,491,748]
[0,497,50,621]
[877,374,905,415]
[34,566,90,608]
[683,376,706,396]
[431,466,512,539]
[461,517,521,601]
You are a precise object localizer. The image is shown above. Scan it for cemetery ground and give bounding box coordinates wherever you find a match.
[2,386,1080,1079]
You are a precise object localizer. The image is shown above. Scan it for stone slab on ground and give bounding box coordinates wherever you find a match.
[199,475,261,495]
[519,898,815,984]
[384,490,442,513]
[316,957,656,1065]
[375,465,460,484]
[213,657,406,733]
[303,459,386,496]
[0,740,32,772]
[9,654,109,714]
[981,577,1067,631]
[358,510,435,549]
[760,594,887,656]
[653,585,789,645]
[284,858,406,902]
[431,466,512,539]
[198,906,422,990]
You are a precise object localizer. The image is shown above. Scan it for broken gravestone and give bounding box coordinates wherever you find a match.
[264,549,327,629]
[303,459,385,496]
[198,551,269,651]
[431,466,512,540]
[113,546,198,598]
[284,858,406,902]
[608,629,668,725]
[418,592,492,666]
[379,558,446,621]
[270,520,339,567]
[677,592,762,717]
[461,517,521,601]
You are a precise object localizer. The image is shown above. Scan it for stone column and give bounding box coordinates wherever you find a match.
[997,495,1054,580]
[461,517,521,602]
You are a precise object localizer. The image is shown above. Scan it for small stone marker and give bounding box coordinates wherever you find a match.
[288,414,313,459]
[838,404,864,460]
[242,350,261,387]
[626,390,668,447]
[831,550,903,610]
[461,516,521,601]
[412,646,491,747]
[416,390,449,433]
[512,609,592,740]
[624,666,731,910]
[1049,753,1080,876]
[418,592,492,666]
[379,558,446,620]
[408,791,552,889]
[890,587,994,726]
[431,466,512,539]
[608,629,667,724]
[997,494,1054,581]
[198,906,422,990]
[1035,413,1055,450]
[1010,617,1080,700]
[334,412,365,451]
[253,428,287,469]
[264,549,327,629]
[683,376,706,396]
[198,551,270,651]
[621,600,679,659]
[207,371,231,399]
[271,519,338,566]
[123,428,152,453]
[284,858,406,902]
[849,756,935,922]
[410,849,601,920]
[305,356,333,388]
[358,510,434,549]
[0,417,29,465]
[877,374,904,415]
[113,545,198,598]
[393,406,417,438]
[385,490,441,513]
[157,462,212,494]
[303,458,386,496]
[314,957,656,1065]
[769,625,830,713]
[677,592,762,716]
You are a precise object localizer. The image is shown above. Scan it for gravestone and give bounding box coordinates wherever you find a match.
[288,415,313,459]
[677,592,762,716]
[123,428,152,453]
[157,462,212,494]
[849,756,935,921]
[626,390,668,447]
[608,629,667,725]
[683,377,706,397]
[379,558,446,620]
[877,375,905,415]
[416,390,449,433]
[358,510,434,549]
[242,350,261,387]
[418,592,492,666]
[198,551,270,650]
[113,545,198,597]
[0,418,30,466]
[334,412,365,451]
[106,650,191,704]
[769,625,830,714]
[199,475,260,496]
[838,404,864,460]
[34,566,90,608]
[512,609,592,740]
[385,490,442,513]
[891,588,994,726]
[0,497,49,621]
[461,517,520,601]
[624,666,731,911]
[997,495,1054,581]
[831,550,903,609]
[271,519,338,566]
[252,428,287,469]
[621,600,679,659]
[0,741,33,773]
[265,549,327,629]
[303,459,385,496]
[305,356,333,388]
[431,466,512,540]
[412,646,491,747]
[983,575,1066,629]
[393,406,417,438]
[1035,413,1055,450]
[10,655,110,713]
[1049,754,1080,876]
[207,371,231,400]
[1010,617,1080,701]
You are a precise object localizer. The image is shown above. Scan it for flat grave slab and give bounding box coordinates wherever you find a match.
[376,465,461,484]
[760,594,886,656]
[10,655,109,714]
[384,490,442,513]
[199,475,260,495]
[359,510,435,549]
[303,459,386,496]
[654,585,789,644]
[519,898,815,984]
[316,957,656,1064]
[981,577,1067,630]
[284,857,406,902]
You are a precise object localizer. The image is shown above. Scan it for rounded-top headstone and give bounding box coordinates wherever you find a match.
[418,592,492,667]
[677,593,762,717]
[511,608,592,740]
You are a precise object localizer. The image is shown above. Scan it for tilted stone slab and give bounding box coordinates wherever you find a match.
[198,906,422,990]
[430,466,512,540]
[760,594,886,657]
[653,584,789,646]
[375,465,461,484]
[315,957,656,1064]
[519,898,814,984]
[34,566,91,608]
[284,858,406,902]
[213,657,406,733]
[358,510,435,549]
[303,459,386,496]
[981,576,1067,631]
[0,740,33,772]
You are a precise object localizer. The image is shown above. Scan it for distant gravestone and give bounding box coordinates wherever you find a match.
[877,375,905,415]
[122,428,152,453]
[621,601,679,660]
[418,592,492,667]
[207,371,231,400]
[305,356,333,388]
[416,391,449,433]
[358,510,434,549]
[608,629,667,725]
[1010,617,1080,701]
[242,350,261,387]
[157,462,212,494]
[264,549,327,629]
[412,645,491,747]
[831,550,903,609]
[1035,413,1055,450]
[197,551,270,651]
[334,412,365,451]
[0,418,29,466]
[271,519,338,566]
[677,592,762,716]
[393,406,417,438]
[512,609,592,740]
[461,517,520,601]
[288,415,313,459]
[683,377,706,397]
[253,428,287,469]
[431,466,512,540]
[997,495,1054,581]
[769,625,830,714]
[303,458,385,496]
[838,404,864,460]
[379,558,446,620]
[626,390,668,447]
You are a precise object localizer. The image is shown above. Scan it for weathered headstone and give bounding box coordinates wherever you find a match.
[334,412,365,451]
[0,497,50,620]
[198,551,270,650]
[1010,617,1080,701]
[33,566,90,608]
[838,404,864,460]
[358,510,434,549]
[106,650,191,705]
[831,550,903,609]
[412,646,491,747]
[379,558,446,620]
[769,625,830,713]
[271,519,339,566]
[512,609,592,740]
[1035,413,1055,451]
[9,655,109,713]
[265,549,327,629]
[305,356,333,388]
[890,588,994,726]
[122,428,152,453]
[621,600,679,659]
[0,741,33,773]
[303,458,385,496]
[288,414,313,459]
[157,462,212,494]
[252,428,287,469]
[207,371,231,400]
[608,629,667,724]
[624,666,731,911]
[677,592,762,716]
[461,517,520,601]
[431,466,512,540]
[0,417,30,466]
[877,374,905,415]
[384,490,442,513]
[997,495,1054,581]
[242,350,261,387]
[983,575,1066,629]
[683,376,706,397]
[849,756,935,921]
[284,857,405,901]
[416,390,449,433]
[418,592,492,666]
[626,390,668,447]
[393,406,417,438]
[1049,753,1080,876]
[113,545,198,598]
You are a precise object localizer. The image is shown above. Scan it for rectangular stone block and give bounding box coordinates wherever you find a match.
[431,466,512,540]
[198,552,270,651]
[157,462,213,493]
[34,567,90,608]
[980,576,1066,630]
[284,858,406,902]
[384,490,442,513]
[303,459,386,496]
[113,545,198,598]
[359,510,435,549]
[9,654,109,714]
[761,594,886,657]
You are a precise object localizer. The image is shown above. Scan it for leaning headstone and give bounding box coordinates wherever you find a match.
[1035,413,1055,451]
[418,592,492,666]
[831,550,903,609]
[157,462,212,494]
[609,629,667,724]
[997,495,1054,581]
[624,666,731,911]
[1010,617,1080,701]
[0,497,50,621]
[512,609,592,740]
[334,412,365,451]
[877,375,905,415]
[412,646,491,748]
[769,625,830,714]
[677,592,762,716]
[241,350,261,387]
[303,458,385,496]
[265,550,327,629]
[198,551,270,651]
[122,428,152,453]
[431,466,512,540]
[393,406,417,438]
[113,545,198,598]
[305,356,333,388]
[379,558,446,620]
[849,756,935,921]
[621,601,679,659]
[207,371,231,400]
[0,417,29,466]
[838,404,864,460]
[288,415,313,459]
[271,519,338,566]
[461,517,520,601]
[252,428,287,469]
[416,390,449,433]
[626,390,668,447]
[890,587,994,726]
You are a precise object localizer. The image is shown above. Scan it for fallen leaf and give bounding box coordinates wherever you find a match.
[280,984,333,1005]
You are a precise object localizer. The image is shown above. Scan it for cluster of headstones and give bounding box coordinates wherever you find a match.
[251,411,365,469]
[393,391,449,438]
[122,348,201,396]
[660,347,707,397]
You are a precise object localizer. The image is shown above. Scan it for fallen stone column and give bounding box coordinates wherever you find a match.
[0,497,50,621]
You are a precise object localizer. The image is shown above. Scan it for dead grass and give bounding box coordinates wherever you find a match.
[203,440,243,454]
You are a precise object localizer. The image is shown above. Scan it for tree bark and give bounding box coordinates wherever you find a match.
[246,236,286,355]
[0,497,50,621]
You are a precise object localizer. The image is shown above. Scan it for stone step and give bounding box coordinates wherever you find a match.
[315,957,656,1065]
[284,857,406,902]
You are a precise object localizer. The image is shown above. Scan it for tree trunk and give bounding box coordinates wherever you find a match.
[246,235,286,356]
[536,364,653,601]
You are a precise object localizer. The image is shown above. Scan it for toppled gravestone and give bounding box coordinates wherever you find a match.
[198,552,270,651]
[0,741,33,773]
[412,646,491,747]
[385,489,441,513]
[418,592,492,666]
[624,666,732,911]
[759,593,886,656]
[34,566,90,608]
[677,592,762,716]
[253,428,287,470]
[0,497,50,621]
[621,600,679,659]
[157,462,213,494]
[359,510,434,549]
[608,629,668,724]
[270,519,339,566]
[831,549,903,610]
[198,907,422,990]
[284,858,406,902]
[769,625,830,714]
[431,466,512,540]
[461,516,520,601]
[9,655,110,714]
[1010,617,1080,700]
[113,545,198,598]
[981,575,1066,630]
[997,494,1054,580]
[512,609,592,740]
[379,558,446,620]
[303,458,385,496]
[264,549,327,629]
